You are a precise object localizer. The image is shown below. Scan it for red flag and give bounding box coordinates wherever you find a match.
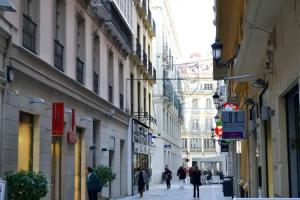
[52,102,64,136]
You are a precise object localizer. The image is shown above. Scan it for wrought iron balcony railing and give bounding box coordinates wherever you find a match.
[93,72,99,94]
[143,50,147,70]
[148,60,152,76]
[120,93,124,110]
[108,85,113,103]
[76,57,84,84]
[23,15,37,53]
[136,38,141,60]
[54,39,64,71]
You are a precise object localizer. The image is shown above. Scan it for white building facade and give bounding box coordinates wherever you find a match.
[180,53,226,173]
[0,0,155,199]
[151,0,183,184]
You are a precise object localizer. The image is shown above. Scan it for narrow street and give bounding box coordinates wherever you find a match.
[117,181,232,200]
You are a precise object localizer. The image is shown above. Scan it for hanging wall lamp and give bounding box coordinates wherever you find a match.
[211,40,236,68]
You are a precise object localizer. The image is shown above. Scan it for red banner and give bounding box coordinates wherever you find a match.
[52,102,64,136]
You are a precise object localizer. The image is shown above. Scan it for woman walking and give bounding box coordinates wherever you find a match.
[163,165,172,189]
[177,166,186,189]
[191,166,202,198]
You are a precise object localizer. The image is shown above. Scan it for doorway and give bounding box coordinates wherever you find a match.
[75,128,83,200]
[51,137,61,200]
[265,120,273,197]
[285,85,300,197]
[109,150,115,197]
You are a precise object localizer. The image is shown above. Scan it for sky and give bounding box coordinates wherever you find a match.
[170,0,216,58]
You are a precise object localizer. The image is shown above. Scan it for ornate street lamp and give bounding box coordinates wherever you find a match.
[211,40,223,62]
[212,92,220,107]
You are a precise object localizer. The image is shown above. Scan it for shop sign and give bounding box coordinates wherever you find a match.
[222,111,246,139]
[52,102,64,136]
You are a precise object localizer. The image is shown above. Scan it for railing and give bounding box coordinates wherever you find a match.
[93,72,99,94]
[108,85,113,103]
[54,39,64,71]
[76,57,84,84]
[136,38,141,60]
[110,5,132,50]
[152,20,156,35]
[143,50,147,69]
[153,68,156,81]
[120,93,124,110]
[23,15,37,53]
[148,60,152,76]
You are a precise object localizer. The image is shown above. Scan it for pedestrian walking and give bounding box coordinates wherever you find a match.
[135,167,149,198]
[191,165,202,198]
[163,165,172,189]
[177,166,186,189]
[86,166,101,200]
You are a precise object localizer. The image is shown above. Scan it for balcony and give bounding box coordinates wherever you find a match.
[93,72,99,94]
[91,0,110,21]
[147,60,153,78]
[143,50,147,71]
[131,38,142,64]
[108,85,113,103]
[149,20,156,37]
[76,57,84,84]
[23,15,37,53]
[102,2,132,54]
[144,8,152,29]
[135,0,147,18]
[120,93,124,110]
[54,39,64,71]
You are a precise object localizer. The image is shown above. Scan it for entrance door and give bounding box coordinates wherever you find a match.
[285,85,300,197]
[51,137,61,200]
[109,150,115,197]
[75,128,83,200]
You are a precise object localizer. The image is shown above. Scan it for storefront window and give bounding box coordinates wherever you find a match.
[18,112,34,171]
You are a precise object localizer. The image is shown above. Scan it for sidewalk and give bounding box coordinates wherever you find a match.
[117,181,232,200]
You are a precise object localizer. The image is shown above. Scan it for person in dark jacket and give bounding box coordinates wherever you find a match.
[135,167,149,198]
[191,165,202,198]
[177,166,186,189]
[86,166,101,200]
[163,165,172,189]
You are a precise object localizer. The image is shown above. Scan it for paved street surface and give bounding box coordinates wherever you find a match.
[117,181,232,200]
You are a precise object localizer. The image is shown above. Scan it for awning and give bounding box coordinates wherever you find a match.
[0,0,16,12]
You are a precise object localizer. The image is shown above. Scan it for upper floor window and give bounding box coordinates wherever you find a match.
[191,119,199,132]
[204,84,212,90]
[93,33,100,94]
[108,50,114,103]
[76,13,85,84]
[192,98,199,109]
[206,98,212,109]
[54,0,65,71]
[23,0,38,53]
[119,62,124,109]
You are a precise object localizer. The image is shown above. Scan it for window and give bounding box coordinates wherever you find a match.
[143,88,146,116]
[205,118,213,131]
[130,74,134,114]
[54,0,65,71]
[108,50,114,103]
[23,0,38,53]
[119,62,124,109]
[148,93,151,123]
[206,98,212,109]
[18,112,34,171]
[76,14,85,84]
[192,98,198,109]
[191,119,199,131]
[204,84,212,90]
[138,81,141,117]
[93,33,100,93]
